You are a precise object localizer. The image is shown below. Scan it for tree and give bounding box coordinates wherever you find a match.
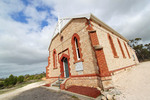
[129,38,150,61]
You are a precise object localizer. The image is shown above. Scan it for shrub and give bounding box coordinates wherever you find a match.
[24,74,30,81]
[4,78,9,86]
[17,75,24,83]
[8,74,17,85]
[0,82,4,89]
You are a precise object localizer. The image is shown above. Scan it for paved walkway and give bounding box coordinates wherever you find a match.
[11,87,79,100]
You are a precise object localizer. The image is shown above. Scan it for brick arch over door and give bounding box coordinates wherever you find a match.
[71,33,83,62]
[59,53,71,77]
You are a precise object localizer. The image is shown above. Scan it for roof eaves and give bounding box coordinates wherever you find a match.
[90,14,129,42]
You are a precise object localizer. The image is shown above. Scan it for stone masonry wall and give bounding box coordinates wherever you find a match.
[91,21,139,71]
[64,76,102,89]
[48,18,98,78]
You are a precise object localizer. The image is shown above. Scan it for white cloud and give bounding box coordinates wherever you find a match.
[0,0,150,77]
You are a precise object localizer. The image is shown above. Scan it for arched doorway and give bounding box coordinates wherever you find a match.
[59,54,71,78]
[62,58,69,78]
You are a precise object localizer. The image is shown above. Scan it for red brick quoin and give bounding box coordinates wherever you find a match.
[88,30,111,77]
[46,56,50,79]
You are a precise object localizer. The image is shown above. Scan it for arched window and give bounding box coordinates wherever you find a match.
[71,33,83,62]
[108,34,118,58]
[53,49,57,68]
[117,38,126,58]
[124,42,131,58]
[74,37,80,60]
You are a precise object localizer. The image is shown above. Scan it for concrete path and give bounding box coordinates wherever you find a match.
[0,81,45,100]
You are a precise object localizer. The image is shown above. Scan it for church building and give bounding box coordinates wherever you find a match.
[46,13,139,90]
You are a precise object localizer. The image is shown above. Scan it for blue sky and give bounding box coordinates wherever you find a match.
[0,0,150,78]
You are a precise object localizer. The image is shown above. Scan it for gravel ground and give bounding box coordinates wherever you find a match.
[11,87,79,100]
[112,61,150,100]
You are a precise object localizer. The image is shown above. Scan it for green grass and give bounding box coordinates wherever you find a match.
[0,79,41,94]
[71,95,79,99]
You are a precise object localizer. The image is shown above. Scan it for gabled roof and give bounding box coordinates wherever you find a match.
[49,13,128,50]
[52,13,91,39]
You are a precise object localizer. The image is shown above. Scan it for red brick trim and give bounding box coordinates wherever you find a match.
[124,42,131,58]
[46,56,50,79]
[58,48,70,61]
[73,59,84,64]
[107,34,118,58]
[71,73,100,77]
[117,38,126,58]
[88,31,111,77]
[60,78,71,90]
[110,64,136,74]
[53,49,57,69]
[71,33,83,63]
[59,53,71,78]
[49,76,58,78]
[49,73,99,79]
[85,19,94,30]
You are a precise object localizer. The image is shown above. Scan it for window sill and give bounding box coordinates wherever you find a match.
[53,67,57,69]
[114,56,119,58]
[74,59,84,64]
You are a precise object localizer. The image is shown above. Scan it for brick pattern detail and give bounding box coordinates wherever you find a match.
[89,31,111,77]
[124,42,131,58]
[117,38,126,58]
[59,53,71,77]
[71,33,83,62]
[46,56,50,79]
[107,34,118,58]
[53,49,57,69]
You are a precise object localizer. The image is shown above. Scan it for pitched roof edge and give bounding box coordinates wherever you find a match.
[48,13,129,51]
[90,14,129,42]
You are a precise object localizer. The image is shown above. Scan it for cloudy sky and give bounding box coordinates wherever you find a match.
[0,0,150,77]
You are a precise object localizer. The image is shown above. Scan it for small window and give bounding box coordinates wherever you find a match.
[60,36,63,41]
[53,49,57,68]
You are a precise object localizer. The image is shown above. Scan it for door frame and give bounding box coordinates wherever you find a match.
[59,53,71,78]
[63,58,70,78]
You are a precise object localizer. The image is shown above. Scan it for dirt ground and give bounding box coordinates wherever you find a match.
[0,81,46,100]
[112,61,150,100]
[11,87,79,100]
[0,61,150,100]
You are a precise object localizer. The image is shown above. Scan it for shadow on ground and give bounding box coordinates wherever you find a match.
[11,87,79,100]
